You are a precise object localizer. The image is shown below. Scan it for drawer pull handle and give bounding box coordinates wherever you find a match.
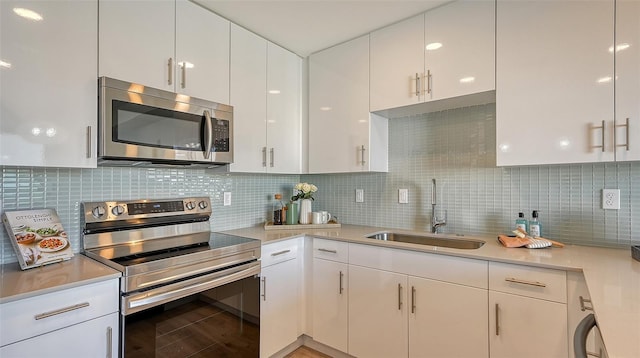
[505,277,547,287]
[495,303,500,336]
[398,283,403,310]
[318,248,337,254]
[411,286,416,314]
[34,302,90,320]
[271,249,291,257]
[339,271,344,294]
[580,296,594,311]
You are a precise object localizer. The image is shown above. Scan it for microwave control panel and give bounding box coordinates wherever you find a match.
[212,119,230,152]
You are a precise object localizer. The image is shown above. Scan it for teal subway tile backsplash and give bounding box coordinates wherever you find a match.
[1,103,638,265]
[0,167,298,264]
[304,104,639,247]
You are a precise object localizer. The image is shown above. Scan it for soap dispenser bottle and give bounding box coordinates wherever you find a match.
[529,210,542,238]
[515,212,529,233]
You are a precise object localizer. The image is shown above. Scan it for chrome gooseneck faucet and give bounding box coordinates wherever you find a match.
[431,179,446,233]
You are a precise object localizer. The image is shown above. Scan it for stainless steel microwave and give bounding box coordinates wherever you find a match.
[98,77,233,167]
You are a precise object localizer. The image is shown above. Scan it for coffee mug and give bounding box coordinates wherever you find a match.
[320,211,332,224]
[311,212,323,225]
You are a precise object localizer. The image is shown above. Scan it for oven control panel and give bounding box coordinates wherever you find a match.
[82,197,212,222]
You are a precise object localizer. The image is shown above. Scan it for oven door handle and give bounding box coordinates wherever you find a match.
[123,261,260,315]
[203,110,213,160]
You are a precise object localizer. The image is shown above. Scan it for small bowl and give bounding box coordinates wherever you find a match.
[15,232,41,245]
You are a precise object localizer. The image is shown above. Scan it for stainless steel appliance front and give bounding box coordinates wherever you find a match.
[98,77,233,167]
[81,197,260,357]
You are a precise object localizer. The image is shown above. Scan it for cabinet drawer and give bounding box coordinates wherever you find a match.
[349,243,487,289]
[489,262,567,303]
[262,238,300,267]
[0,278,119,347]
[313,238,348,263]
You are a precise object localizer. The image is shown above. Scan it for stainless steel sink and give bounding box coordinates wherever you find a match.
[365,231,485,249]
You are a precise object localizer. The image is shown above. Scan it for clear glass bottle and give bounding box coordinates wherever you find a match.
[515,212,529,233]
[529,210,542,238]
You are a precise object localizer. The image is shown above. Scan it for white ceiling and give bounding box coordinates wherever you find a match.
[195,0,450,57]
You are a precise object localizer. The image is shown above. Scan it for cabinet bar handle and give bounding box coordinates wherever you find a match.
[106,326,112,358]
[270,249,290,257]
[262,147,267,167]
[415,73,420,97]
[86,126,92,158]
[181,62,186,89]
[426,70,432,94]
[398,283,403,310]
[495,303,500,336]
[591,120,606,152]
[580,296,594,311]
[411,286,416,314]
[505,277,547,287]
[339,270,344,294]
[360,145,366,166]
[615,118,630,151]
[270,148,274,167]
[318,248,337,254]
[168,58,173,85]
[34,302,90,320]
[261,277,267,301]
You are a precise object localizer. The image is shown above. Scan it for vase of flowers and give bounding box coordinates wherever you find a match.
[291,182,317,224]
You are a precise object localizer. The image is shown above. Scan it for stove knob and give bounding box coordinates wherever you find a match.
[198,201,208,209]
[112,205,125,216]
[91,206,106,219]
[185,201,196,210]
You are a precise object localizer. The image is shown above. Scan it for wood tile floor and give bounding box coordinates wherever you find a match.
[284,346,333,358]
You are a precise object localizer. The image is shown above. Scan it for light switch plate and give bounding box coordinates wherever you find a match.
[602,189,620,210]
[223,192,232,206]
[356,189,364,203]
[399,189,409,204]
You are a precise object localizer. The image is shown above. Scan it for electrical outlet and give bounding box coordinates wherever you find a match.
[223,192,232,206]
[399,189,409,204]
[356,189,364,203]
[602,189,620,210]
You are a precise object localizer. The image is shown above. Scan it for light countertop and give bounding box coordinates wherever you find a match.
[222,224,640,358]
[0,255,121,304]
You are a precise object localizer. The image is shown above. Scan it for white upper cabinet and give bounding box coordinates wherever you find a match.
[266,42,302,174]
[175,0,230,103]
[496,0,615,166]
[370,14,425,111]
[614,0,640,162]
[99,0,230,103]
[99,0,175,91]
[309,35,388,173]
[370,1,495,112]
[424,0,495,101]
[0,0,97,168]
[230,25,301,174]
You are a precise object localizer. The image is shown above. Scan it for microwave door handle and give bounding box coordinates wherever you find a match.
[203,110,213,159]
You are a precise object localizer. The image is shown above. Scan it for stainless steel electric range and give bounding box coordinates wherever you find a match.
[81,197,261,357]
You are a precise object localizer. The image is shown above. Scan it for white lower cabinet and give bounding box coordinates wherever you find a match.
[489,291,568,358]
[0,312,118,358]
[311,239,349,352]
[261,239,301,357]
[409,276,488,358]
[348,265,408,358]
[347,242,488,358]
[489,262,568,358]
[0,278,119,356]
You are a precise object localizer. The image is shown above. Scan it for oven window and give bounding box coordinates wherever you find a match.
[113,100,205,151]
[124,276,259,357]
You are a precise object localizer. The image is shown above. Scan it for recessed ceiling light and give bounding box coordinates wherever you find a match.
[13,7,43,21]
[426,42,443,51]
